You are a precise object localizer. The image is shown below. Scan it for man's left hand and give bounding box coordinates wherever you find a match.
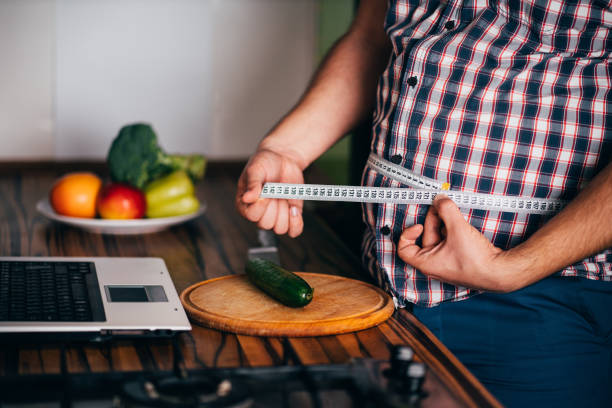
[397,195,526,292]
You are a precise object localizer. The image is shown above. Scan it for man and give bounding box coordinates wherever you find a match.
[236,1,611,406]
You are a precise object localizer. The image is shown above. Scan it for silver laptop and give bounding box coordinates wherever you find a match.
[0,256,191,340]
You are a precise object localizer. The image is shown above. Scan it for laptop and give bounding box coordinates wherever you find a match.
[0,256,191,341]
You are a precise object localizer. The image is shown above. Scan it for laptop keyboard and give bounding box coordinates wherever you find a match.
[0,261,106,322]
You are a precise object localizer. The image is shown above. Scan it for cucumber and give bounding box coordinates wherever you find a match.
[245,258,314,307]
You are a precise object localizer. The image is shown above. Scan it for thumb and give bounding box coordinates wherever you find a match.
[241,165,267,203]
[397,224,424,266]
[431,195,464,232]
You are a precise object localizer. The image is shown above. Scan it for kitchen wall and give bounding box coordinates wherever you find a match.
[0,0,317,160]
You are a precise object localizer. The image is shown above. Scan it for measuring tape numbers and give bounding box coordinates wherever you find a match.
[260,183,564,215]
[259,154,565,215]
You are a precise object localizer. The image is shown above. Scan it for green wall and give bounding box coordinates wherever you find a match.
[313,0,354,184]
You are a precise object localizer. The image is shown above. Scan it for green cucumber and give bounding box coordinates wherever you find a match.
[245,258,314,307]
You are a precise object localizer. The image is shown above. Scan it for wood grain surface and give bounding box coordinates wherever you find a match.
[181,272,395,336]
[0,162,502,408]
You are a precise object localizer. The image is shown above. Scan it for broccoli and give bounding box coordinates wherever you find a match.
[107,123,206,189]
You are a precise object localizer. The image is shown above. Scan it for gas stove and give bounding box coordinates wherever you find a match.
[117,346,427,408]
[0,345,448,408]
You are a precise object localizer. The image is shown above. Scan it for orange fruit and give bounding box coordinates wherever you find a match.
[49,172,102,218]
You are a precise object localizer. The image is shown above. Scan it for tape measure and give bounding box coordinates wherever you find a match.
[260,183,564,214]
[259,154,566,215]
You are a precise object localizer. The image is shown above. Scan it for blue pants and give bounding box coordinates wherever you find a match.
[412,276,612,408]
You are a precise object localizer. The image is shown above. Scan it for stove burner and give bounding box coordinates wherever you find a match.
[121,376,252,408]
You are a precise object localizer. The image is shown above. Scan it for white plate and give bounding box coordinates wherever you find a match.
[36,198,205,235]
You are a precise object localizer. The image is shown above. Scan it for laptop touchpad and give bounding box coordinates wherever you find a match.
[105,286,168,302]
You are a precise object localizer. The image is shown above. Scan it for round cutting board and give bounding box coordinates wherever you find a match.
[180,273,395,337]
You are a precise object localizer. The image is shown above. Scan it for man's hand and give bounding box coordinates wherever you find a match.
[236,148,305,237]
[399,159,612,292]
[397,195,524,292]
[235,0,390,237]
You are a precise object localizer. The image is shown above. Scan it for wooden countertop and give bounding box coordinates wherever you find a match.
[0,162,501,408]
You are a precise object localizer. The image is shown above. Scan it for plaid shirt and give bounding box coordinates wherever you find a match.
[362,0,612,307]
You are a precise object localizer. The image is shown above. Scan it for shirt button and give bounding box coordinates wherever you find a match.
[390,155,402,164]
[407,76,418,87]
[381,225,391,236]
[444,20,455,30]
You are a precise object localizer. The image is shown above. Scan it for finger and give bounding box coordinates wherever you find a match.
[242,199,269,222]
[397,224,423,249]
[288,205,304,238]
[241,166,267,204]
[422,204,443,247]
[258,199,278,230]
[236,172,250,211]
[274,200,289,235]
[242,184,263,203]
[236,189,260,218]
[288,198,304,212]
[432,195,465,233]
[235,190,248,215]
[237,160,274,220]
[397,225,424,265]
[236,171,247,197]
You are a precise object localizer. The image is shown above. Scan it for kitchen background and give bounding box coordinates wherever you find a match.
[0,0,354,181]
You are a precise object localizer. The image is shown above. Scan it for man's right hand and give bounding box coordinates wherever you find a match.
[236,148,305,237]
[235,0,390,238]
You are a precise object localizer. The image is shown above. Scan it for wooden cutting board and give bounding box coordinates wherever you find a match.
[180,272,395,337]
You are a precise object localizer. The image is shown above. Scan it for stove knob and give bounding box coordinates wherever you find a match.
[390,345,414,377]
[407,362,426,395]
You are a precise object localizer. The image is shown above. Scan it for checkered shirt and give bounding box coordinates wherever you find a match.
[362,0,612,307]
